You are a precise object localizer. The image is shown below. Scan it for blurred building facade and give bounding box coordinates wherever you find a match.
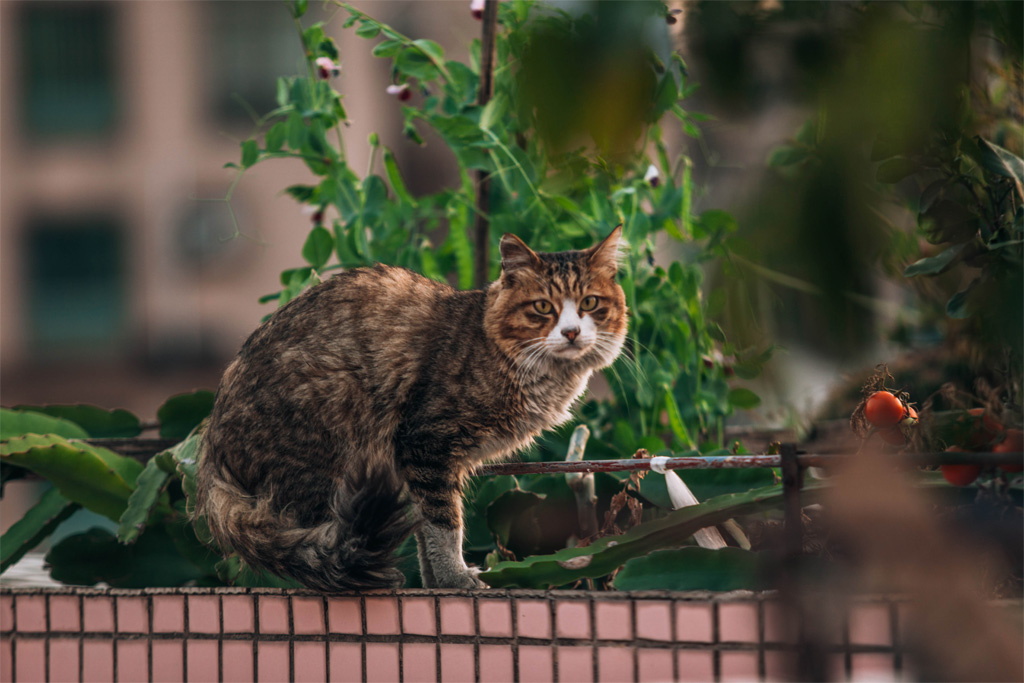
[0,1,480,419]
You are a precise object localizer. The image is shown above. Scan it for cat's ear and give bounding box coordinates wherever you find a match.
[499,233,541,273]
[586,225,624,278]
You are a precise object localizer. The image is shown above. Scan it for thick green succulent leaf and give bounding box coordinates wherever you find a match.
[480,483,824,588]
[157,391,215,440]
[215,555,303,589]
[1,434,143,522]
[0,487,80,572]
[46,525,209,588]
[613,547,768,591]
[11,404,141,438]
[0,408,89,441]
[117,457,173,544]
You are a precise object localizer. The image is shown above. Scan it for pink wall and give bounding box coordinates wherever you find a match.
[0,587,920,682]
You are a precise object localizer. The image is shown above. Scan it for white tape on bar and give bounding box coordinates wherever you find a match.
[649,458,728,549]
[649,456,671,474]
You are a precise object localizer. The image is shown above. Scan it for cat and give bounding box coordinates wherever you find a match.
[194,227,628,590]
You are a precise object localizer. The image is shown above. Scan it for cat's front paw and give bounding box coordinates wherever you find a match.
[433,566,488,590]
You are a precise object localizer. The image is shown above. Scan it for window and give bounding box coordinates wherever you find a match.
[20,3,118,138]
[206,1,306,125]
[26,217,127,356]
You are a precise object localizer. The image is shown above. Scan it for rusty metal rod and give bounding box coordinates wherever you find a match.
[473,450,1023,476]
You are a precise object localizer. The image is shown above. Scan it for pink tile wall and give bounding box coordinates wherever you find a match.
[117,640,149,682]
[49,638,80,681]
[365,642,400,682]
[294,641,327,682]
[365,596,400,634]
[82,640,115,682]
[187,639,220,683]
[402,596,436,636]
[257,640,290,682]
[222,640,255,681]
[14,639,45,682]
[329,641,362,682]
[0,590,911,683]
[117,597,147,633]
[403,642,438,683]
[151,640,185,683]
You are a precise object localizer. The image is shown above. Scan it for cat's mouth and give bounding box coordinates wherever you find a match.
[549,341,591,360]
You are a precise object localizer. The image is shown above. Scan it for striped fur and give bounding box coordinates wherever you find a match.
[194,228,627,590]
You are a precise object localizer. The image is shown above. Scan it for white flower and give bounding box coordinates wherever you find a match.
[470,0,485,19]
[386,83,412,101]
[644,164,660,187]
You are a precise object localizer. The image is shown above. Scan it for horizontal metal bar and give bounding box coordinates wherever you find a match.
[474,451,1023,476]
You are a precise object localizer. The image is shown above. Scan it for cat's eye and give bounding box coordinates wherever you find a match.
[580,296,598,312]
[533,300,554,315]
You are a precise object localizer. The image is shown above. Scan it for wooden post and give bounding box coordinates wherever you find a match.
[473,0,499,290]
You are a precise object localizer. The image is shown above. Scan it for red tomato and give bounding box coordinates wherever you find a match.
[958,408,1004,449]
[864,391,905,427]
[995,429,1023,473]
[941,446,980,486]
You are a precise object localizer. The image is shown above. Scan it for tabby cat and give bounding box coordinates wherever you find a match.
[195,228,628,590]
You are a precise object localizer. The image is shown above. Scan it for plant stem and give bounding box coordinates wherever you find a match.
[473,0,499,289]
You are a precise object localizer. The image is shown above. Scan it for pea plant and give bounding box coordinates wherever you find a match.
[1,0,784,591]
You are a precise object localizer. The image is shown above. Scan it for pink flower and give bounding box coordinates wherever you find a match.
[470,0,485,20]
[386,83,412,102]
[315,57,340,79]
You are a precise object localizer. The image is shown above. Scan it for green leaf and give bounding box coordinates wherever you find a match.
[276,77,290,107]
[903,243,966,277]
[447,222,474,290]
[946,278,980,319]
[767,145,808,167]
[285,185,317,203]
[480,482,820,589]
[727,387,761,410]
[319,38,340,62]
[293,0,307,18]
[241,140,259,168]
[412,39,445,63]
[1,434,143,521]
[0,408,89,441]
[383,149,416,206]
[302,226,335,270]
[614,547,768,591]
[265,122,286,154]
[975,137,1024,190]
[355,21,381,38]
[664,391,695,448]
[0,488,80,573]
[157,390,215,440]
[361,174,389,223]
[171,430,204,520]
[876,157,916,184]
[464,476,518,549]
[116,457,172,545]
[396,47,440,81]
[46,525,210,588]
[479,93,508,132]
[372,39,403,58]
[287,111,306,151]
[10,404,140,438]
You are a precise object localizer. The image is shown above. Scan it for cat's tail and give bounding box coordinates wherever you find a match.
[195,460,417,592]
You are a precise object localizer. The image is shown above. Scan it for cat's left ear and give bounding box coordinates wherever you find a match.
[586,225,624,278]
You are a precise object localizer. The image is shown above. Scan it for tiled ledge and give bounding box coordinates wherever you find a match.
[0,586,997,682]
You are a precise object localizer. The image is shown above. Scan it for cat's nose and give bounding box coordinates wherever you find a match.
[561,327,580,342]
